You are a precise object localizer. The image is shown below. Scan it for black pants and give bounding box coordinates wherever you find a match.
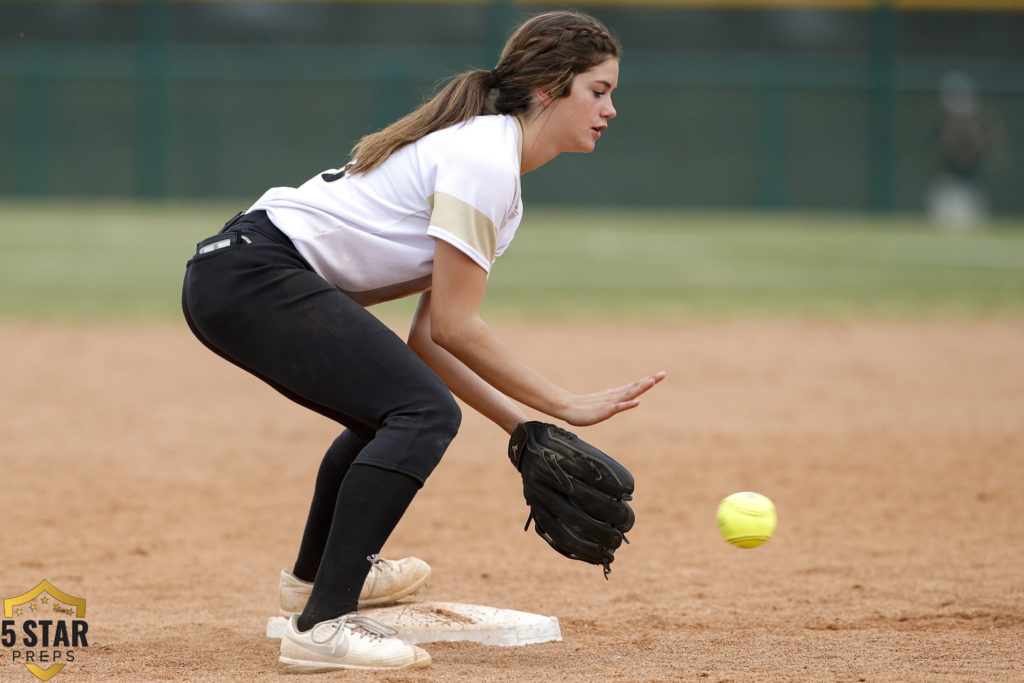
[182,211,462,621]
[181,211,461,485]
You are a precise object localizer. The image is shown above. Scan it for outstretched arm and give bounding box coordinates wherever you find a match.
[426,239,664,427]
[408,291,527,434]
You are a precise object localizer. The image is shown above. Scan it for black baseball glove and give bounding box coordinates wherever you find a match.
[508,421,635,577]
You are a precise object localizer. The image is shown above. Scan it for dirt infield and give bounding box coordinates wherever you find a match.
[3,319,1023,682]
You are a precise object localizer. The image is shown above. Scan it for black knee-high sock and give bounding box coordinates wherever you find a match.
[292,430,369,581]
[297,463,421,631]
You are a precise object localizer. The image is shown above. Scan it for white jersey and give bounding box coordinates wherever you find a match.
[249,114,524,306]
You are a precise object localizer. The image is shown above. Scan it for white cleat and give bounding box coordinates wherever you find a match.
[279,614,430,673]
[279,556,431,616]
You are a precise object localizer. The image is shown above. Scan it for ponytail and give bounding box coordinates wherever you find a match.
[348,10,619,175]
[348,69,497,174]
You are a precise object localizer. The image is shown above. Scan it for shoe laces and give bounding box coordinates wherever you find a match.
[312,615,398,647]
[366,554,398,575]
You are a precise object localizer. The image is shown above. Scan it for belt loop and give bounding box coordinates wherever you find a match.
[220,211,246,233]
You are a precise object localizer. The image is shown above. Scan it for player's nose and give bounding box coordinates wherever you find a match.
[604,97,617,120]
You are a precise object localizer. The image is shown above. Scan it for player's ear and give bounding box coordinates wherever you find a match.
[533,87,554,108]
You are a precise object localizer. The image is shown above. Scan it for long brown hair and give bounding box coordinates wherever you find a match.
[347,10,620,174]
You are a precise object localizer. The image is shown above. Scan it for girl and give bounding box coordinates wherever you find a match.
[181,9,664,672]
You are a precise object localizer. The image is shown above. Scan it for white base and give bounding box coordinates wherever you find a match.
[267,602,561,647]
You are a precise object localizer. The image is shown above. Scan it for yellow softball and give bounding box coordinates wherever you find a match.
[716,492,777,548]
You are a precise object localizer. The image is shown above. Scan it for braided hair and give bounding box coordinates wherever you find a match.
[348,10,620,174]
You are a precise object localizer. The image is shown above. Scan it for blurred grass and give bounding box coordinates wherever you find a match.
[1,200,1023,323]
[485,208,1024,320]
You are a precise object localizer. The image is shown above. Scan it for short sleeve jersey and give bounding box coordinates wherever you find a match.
[248,114,524,306]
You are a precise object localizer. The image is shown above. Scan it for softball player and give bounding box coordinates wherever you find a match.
[181,10,664,673]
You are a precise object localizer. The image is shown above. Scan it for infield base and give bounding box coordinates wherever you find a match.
[266,602,561,647]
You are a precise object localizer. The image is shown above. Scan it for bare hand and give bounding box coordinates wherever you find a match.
[559,371,666,427]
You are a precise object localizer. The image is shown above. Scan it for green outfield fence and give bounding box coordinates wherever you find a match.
[1,0,1022,213]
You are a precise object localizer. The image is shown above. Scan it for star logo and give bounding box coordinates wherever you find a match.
[3,580,88,681]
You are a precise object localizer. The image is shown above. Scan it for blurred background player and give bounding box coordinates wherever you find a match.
[927,70,1009,230]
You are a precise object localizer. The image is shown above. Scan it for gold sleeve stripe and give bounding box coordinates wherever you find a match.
[429,192,498,264]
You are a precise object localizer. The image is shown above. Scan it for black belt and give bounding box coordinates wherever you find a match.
[194,210,294,256]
